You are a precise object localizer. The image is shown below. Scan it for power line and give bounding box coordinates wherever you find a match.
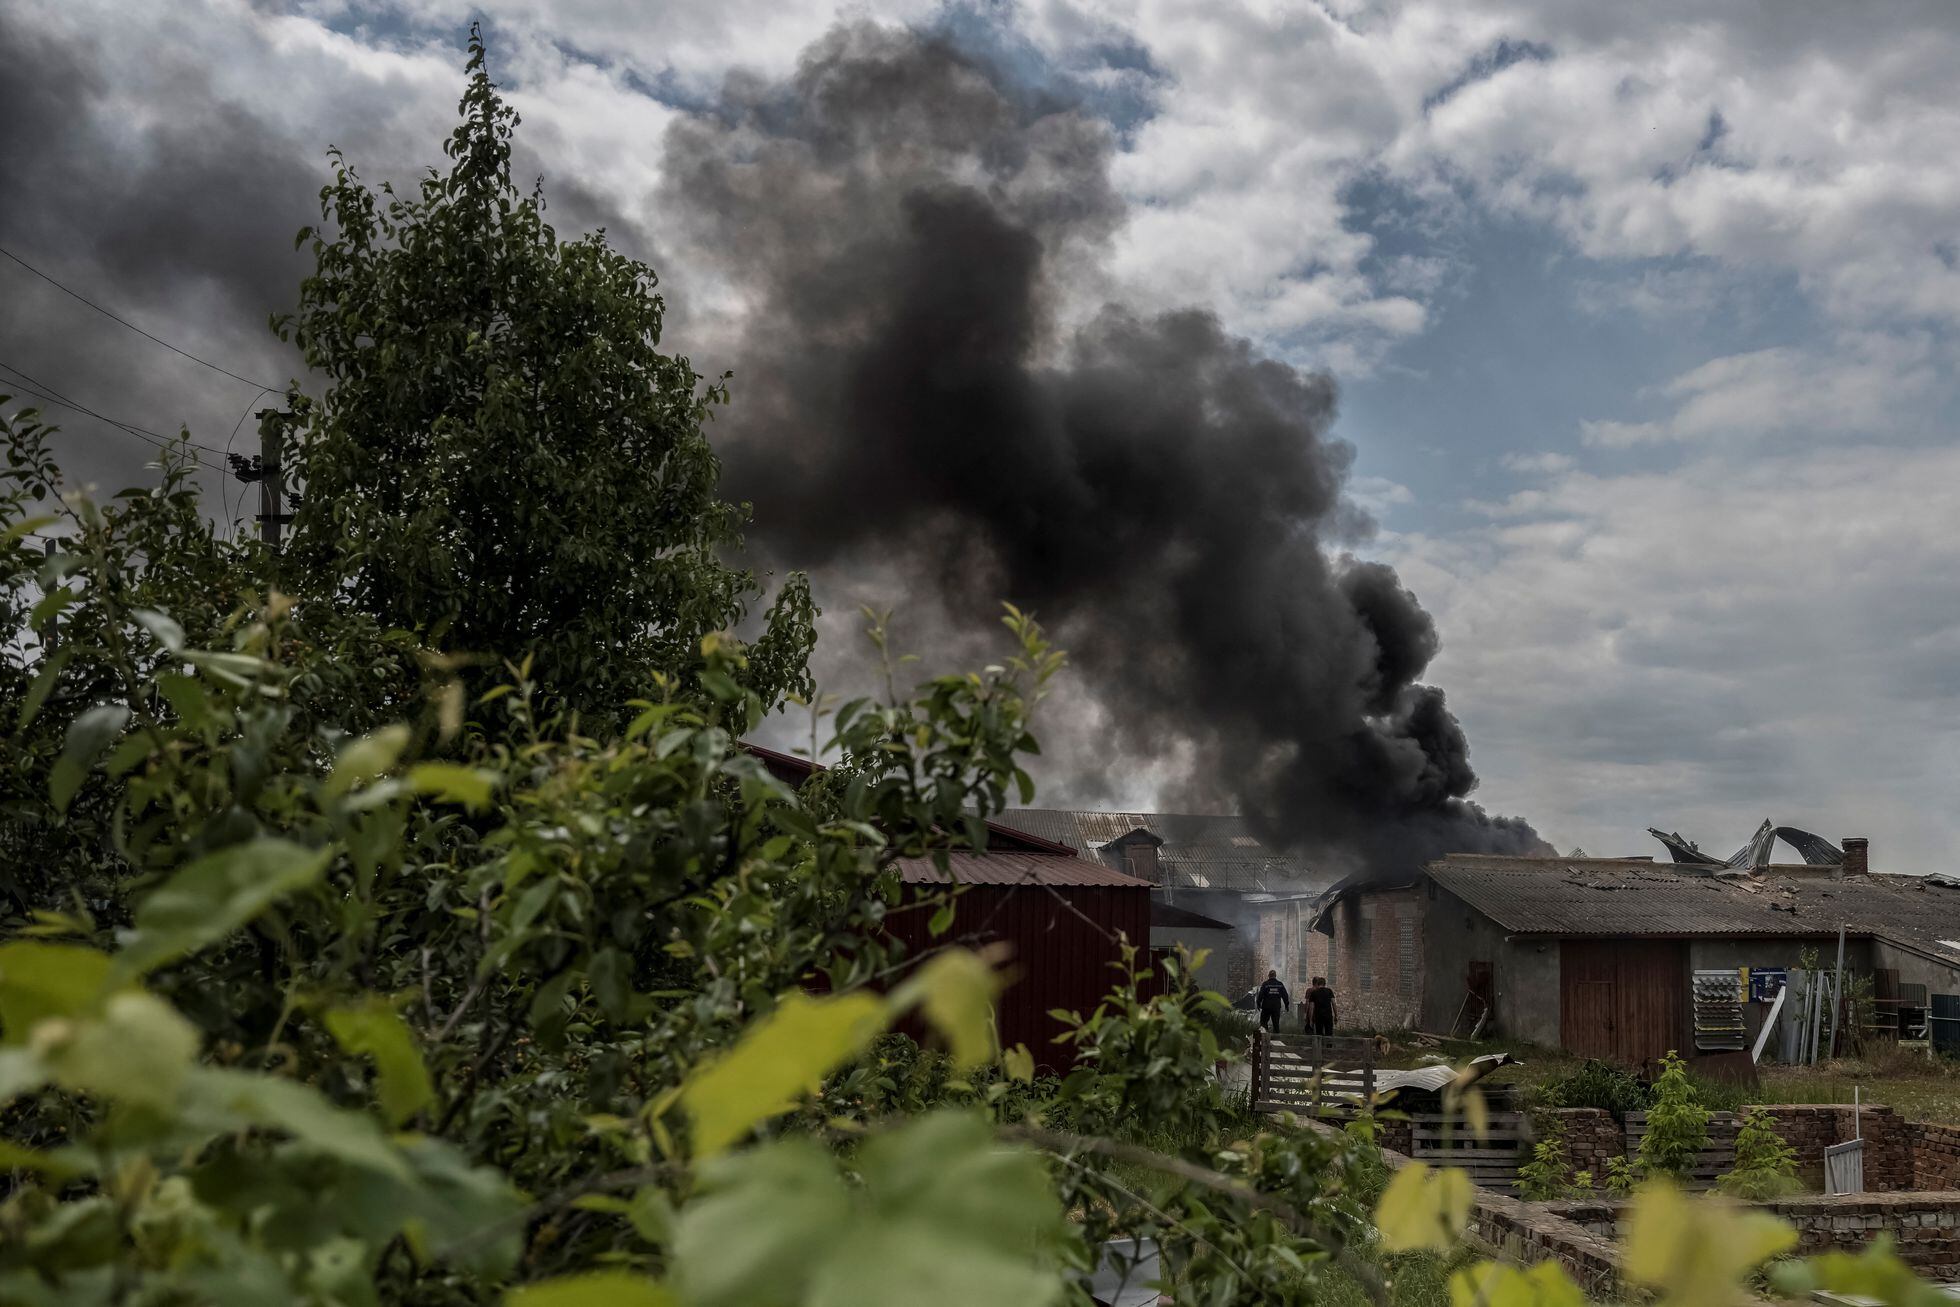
[0,244,285,392]
[0,361,229,468]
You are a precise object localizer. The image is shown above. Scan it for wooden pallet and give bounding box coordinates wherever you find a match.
[1411,1112,1531,1189]
[1625,1111,1738,1190]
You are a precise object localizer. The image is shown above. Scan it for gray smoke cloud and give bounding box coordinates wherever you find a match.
[0,10,1543,874]
[663,24,1547,872]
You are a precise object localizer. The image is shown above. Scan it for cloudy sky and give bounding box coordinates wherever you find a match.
[5,0,1960,869]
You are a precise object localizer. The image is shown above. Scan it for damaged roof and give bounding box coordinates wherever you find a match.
[993,808,1322,893]
[1422,855,1960,961]
[895,850,1151,888]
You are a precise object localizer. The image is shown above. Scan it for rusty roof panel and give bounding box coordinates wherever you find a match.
[896,850,1151,888]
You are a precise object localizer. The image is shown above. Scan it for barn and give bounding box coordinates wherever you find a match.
[1312,841,1960,1069]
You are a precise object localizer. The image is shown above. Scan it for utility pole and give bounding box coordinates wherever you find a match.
[228,400,295,549]
[255,404,289,549]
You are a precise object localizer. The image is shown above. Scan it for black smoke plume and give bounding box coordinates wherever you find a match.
[663,25,1547,873]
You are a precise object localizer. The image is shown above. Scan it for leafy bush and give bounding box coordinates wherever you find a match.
[1718,1110,1803,1199]
[1514,1118,1576,1200]
[1538,1059,1652,1118]
[1639,1051,1713,1182]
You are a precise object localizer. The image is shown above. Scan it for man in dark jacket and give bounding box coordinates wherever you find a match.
[1304,976,1336,1039]
[1255,970,1290,1033]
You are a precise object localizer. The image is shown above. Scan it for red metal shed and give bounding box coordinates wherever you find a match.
[886,849,1152,1068]
[740,742,1152,1066]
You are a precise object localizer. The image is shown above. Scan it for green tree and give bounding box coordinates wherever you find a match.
[277,27,813,726]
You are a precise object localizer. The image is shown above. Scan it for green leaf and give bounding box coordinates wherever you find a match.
[155,672,220,733]
[505,1272,676,1307]
[50,703,130,813]
[114,839,334,978]
[3,513,57,543]
[176,1067,410,1179]
[17,647,72,729]
[1449,1260,1587,1307]
[672,1138,851,1307]
[681,991,887,1157]
[1002,1044,1035,1083]
[0,1139,90,1181]
[28,586,79,628]
[131,608,186,654]
[927,902,955,937]
[324,997,434,1126]
[327,725,411,798]
[405,762,499,812]
[814,1112,1067,1307]
[42,991,198,1110]
[1375,1161,1475,1254]
[894,948,999,1070]
[1622,1182,1797,1307]
[0,941,114,1043]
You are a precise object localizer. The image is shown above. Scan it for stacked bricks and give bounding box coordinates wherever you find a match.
[1762,1193,1960,1276]
[1543,1108,1624,1190]
[1908,1121,1960,1190]
[1376,1115,1414,1157]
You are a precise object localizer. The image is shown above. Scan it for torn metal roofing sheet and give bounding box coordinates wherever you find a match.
[1648,821,1842,870]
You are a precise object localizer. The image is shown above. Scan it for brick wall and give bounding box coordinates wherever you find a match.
[1761,1193,1960,1276]
[1328,890,1425,1030]
[1751,1104,1912,1192]
[1535,1104,1925,1195]
[1912,1122,1960,1190]
[1542,1108,1624,1190]
[1553,1193,1960,1279]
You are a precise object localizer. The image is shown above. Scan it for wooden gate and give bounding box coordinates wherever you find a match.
[1560,940,1688,1066]
[1250,1034,1376,1115]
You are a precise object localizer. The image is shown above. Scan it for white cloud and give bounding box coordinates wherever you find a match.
[1579,333,1948,447]
[1389,437,1960,869]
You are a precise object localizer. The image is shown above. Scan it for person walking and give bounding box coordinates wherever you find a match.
[1255,970,1290,1034]
[1304,976,1336,1039]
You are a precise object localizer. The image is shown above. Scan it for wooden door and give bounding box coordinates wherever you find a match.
[1560,941,1620,1059]
[1560,940,1687,1065]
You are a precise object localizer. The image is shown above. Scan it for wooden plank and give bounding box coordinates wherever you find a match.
[1409,1148,1527,1163]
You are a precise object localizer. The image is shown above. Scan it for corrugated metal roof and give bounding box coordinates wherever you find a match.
[994,808,1324,893]
[1151,902,1235,931]
[896,850,1151,888]
[1424,857,1960,958]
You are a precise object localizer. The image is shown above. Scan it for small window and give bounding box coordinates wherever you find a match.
[1398,919,1417,996]
[1356,917,1374,991]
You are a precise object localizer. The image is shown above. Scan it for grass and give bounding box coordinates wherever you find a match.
[1365,1029,1960,1122]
